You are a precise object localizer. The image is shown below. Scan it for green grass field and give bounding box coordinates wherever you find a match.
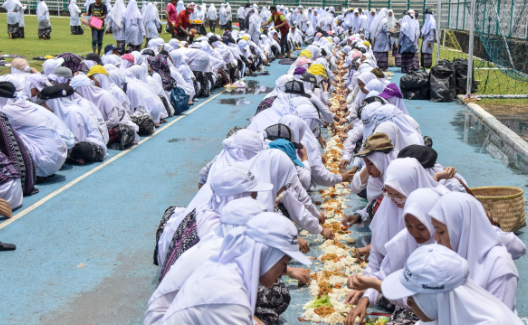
[0,13,223,73]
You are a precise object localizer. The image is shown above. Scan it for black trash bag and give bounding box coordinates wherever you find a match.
[452,58,478,95]
[430,60,456,102]
[400,70,430,100]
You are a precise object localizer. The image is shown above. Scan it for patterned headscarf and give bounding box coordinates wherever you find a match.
[148,54,176,91]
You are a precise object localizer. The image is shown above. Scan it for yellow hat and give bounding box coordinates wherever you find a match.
[363,41,371,47]
[241,35,249,41]
[86,65,108,77]
[300,50,312,59]
[44,55,55,59]
[307,63,328,79]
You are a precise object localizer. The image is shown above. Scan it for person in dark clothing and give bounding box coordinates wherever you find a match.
[83,0,108,55]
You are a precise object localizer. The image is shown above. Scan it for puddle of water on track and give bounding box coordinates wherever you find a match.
[168,137,204,146]
[218,98,253,106]
[223,80,274,96]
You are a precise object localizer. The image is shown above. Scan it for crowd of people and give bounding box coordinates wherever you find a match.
[136,4,524,325]
[0,3,525,325]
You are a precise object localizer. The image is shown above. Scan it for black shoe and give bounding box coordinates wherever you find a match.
[0,242,16,251]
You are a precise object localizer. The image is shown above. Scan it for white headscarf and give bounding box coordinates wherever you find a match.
[421,12,437,36]
[143,2,158,23]
[68,0,80,17]
[207,3,217,20]
[414,277,523,325]
[387,9,396,30]
[369,158,449,257]
[369,8,388,37]
[429,192,519,291]
[108,0,126,28]
[383,188,442,273]
[168,50,194,81]
[162,213,307,321]
[365,79,386,94]
[176,0,184,14]
[373,104,424,145]
[208,129,264,178]
[237,150,298,211]
[401,14,418,42]
[37,0,49,19]
[146,197,268,323]
[125,0,142,26]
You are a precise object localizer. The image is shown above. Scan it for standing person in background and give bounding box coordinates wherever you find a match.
[106,0,113,29]
[190,4,206,35]
[106,0,126,50]
[246,3,261,44]
[420,8,436,69]
[2,0,25,39]
[207,4,217,33]
[237,4,245,31]
[370,8,390,71]
[69,0,83,35]
[37,0,51,40]
[262,6,290,59]
[225,3,232,30]
[84,0,108,54]
[166,0,177,38]
[218,4,228,32]
[398,11,418,73]
[174,4,194,42]
[143,3,160,47]
[175,0,184,16]
[125,0,145,52]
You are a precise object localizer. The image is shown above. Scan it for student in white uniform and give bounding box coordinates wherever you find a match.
[381,244,523,325]
[36,85,107,164]
[0,83,67,180]
[68,0,83,35]
[105,0,126,50]
[159,212,312,325]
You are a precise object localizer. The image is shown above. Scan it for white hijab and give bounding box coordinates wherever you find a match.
[421,13,436,36]
[68,0,80,16]
[384,188,441,274]
[237,150,298,211]
[387,9,396,30]
[146,198,268,324]
[208,129,264,178]
[37,0,48,19]
[428,192,519,291]
[162,213,301,321]
[401,14,418,42]
[414,278,523,325]
[369,8,388,36]
[370,158,449,257]
[125,0,142,25]
[207,3,216,19]
[372,104,424,145]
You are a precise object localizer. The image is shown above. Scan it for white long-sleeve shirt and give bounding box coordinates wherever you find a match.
[160,304,254,325]
[296,161,312,190]
[341,122,363,162]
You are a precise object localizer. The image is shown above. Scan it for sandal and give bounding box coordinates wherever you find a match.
[0,242,16,251]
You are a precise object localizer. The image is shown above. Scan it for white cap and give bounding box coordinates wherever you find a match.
[210,165,273,197]
[221,197,268,226]
[246,212,312,266]
[382,244,469,300]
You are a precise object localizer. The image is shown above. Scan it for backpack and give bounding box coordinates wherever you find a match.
[170,87,190,115]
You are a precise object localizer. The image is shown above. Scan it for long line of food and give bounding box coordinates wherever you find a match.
[284,65,389,325]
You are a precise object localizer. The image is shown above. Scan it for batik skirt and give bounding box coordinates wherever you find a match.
[374,51,389,70]
[160,208,200,281]
[131,115,155,135]
[255,95,277,115]
[71,25,83,35]
[400,51,417,73]
[7,23,23,39]
[255,279,291,325]
[38,27,52,39]
[421,52,433,69]
[127,44,142,52]
[108,124,136,150]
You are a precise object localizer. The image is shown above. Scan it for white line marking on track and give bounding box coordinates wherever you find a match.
[0,83,241,230]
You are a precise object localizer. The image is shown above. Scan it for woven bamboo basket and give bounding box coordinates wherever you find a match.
[470,186,526,232]
[388,54,396,67]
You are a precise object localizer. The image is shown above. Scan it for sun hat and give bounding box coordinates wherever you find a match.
[209,165,273,197]
[355,132,395,157]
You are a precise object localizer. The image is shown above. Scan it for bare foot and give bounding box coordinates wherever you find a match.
[76,158,86,164]
[43,35,47,40]
[9,32,12,39]
[160,119,167,124]
[188,101,193,105]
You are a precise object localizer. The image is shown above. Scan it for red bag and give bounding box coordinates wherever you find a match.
[89,16,103,29]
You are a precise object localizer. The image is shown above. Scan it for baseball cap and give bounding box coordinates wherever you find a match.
[269,139,304,167]
[186,4,194,11]
[382,244,469,300]
[104,44,123,54]
[355,132,395,157]
[264,123,302,149]
[36,84,74,105]
[55,67,73,79]
[85,53,102,64]
[246,212,312,265]
[0,82,17,99]
[300,72,317,85]
[209,165,273,197]
[284,80,311,98]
